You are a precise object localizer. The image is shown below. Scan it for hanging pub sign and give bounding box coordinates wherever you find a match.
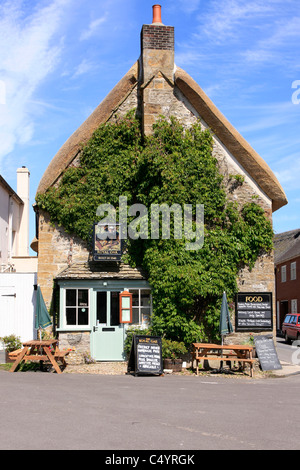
[119,290,132,324]
[93,223,122,261]
[235,292,273,331]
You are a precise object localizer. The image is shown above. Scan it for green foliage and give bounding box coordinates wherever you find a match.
[124,326,152,359]
[36,112,274,345]
[161,339,187,359]
[0,334,22,352]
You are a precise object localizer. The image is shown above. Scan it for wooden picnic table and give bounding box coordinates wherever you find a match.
[192,343,255,377]
[10,339,69,374]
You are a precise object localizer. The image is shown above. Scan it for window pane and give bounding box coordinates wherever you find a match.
[121,309,131,322]
[78,289,89,306]
[97,292,107,324]
[281,266,286,282]
[111,291,120,326]
[131,290,139,307]
[141,290,151,307]
[66,308,76,325]
[291,262,297,281]
[141,307,151,326]
[122,297,130,309]
[78,308,89,325]
[66,289,76,306]
[132,307,139,324]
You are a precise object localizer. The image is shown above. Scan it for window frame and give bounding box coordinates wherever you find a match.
[291,262,297,281]
[64,288,90,328]
[129,288,152,327]
[281,265,287,283]
[291,299,298,314]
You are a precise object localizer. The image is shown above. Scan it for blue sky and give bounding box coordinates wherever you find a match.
[0,0,300,253]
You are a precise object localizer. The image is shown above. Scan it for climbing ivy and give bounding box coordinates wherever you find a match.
[36,111,273,344]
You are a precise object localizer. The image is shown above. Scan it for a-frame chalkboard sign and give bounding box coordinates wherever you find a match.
[127,335,163,376]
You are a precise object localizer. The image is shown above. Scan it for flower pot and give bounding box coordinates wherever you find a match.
[163,358,183,372]
[173,359,183,372]
[163,358,173,369]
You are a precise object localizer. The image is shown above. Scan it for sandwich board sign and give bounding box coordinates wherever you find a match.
[254,335,282,371]
[127,335,163,376]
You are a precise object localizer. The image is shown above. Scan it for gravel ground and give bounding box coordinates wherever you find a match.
[63,362,128,375]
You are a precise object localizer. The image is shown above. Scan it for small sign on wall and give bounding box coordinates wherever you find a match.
[119,291,132,324]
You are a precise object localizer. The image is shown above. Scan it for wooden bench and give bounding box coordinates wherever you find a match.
[7,349,23,361]
[192,343,255,377]
[10,340,70,374]
[54,350,69,367]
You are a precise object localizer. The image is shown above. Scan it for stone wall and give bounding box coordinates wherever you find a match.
[58,332,90,365]
[37,210,89,307]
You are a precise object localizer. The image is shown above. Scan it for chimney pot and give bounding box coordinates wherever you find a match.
[152,4,163,25]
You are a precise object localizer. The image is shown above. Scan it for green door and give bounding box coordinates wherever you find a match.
[91,291,125,361]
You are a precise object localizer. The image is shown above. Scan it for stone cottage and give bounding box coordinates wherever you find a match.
[34,5,287,362]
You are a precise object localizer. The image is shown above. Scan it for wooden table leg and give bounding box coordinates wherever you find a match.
[43,347,62,374]
[10,347,29,372]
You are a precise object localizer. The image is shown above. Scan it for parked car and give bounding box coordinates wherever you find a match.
[282,314,300,343]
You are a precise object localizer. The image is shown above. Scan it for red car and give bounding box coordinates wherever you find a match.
[282,314,300,343]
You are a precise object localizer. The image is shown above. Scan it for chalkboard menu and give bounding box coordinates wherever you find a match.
[127,335,163,376]
[235,292,273,331]
[254,335,282,371]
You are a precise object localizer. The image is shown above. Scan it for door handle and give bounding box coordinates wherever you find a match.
[93,326,98,332]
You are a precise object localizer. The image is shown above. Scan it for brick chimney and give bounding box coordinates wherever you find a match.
[140,5,175,136]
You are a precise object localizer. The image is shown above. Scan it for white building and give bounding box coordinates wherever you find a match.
[0,167,37,273]
[0,168,38,347]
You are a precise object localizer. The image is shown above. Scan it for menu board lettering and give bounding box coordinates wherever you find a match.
[235,292,273,331]
[127,336,163,376]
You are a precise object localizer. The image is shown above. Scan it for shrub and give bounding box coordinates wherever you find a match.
[161,339,187,359]
[0,334,22,353]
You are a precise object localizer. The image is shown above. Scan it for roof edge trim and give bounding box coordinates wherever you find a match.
[175,67,288,212]
[36,62,139,195]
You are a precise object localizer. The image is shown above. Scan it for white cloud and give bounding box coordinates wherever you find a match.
[177,0,202,14]
[72,58,97,78]
[243,16,300,65]
[80,14,108,41]
[201,0,274,42]
[0,0,70,170]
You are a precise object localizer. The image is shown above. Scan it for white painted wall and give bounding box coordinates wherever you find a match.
[0,273,37,347]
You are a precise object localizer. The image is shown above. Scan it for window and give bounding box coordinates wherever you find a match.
[281,265,286,282]
[129,289,152,327]
[291,262,297,281]
[65,289,89,326]
[291,299,298,314]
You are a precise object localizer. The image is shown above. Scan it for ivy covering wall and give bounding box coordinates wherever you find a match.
[36,111,273,344]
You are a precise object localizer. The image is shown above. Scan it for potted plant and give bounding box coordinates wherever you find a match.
[162,339,187,372]
[0,334,23,363]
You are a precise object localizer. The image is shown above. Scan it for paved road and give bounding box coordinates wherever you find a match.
[276,336,300,364]
[0,367,300,451]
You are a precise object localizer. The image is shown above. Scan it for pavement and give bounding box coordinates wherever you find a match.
[271,360,300,377]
